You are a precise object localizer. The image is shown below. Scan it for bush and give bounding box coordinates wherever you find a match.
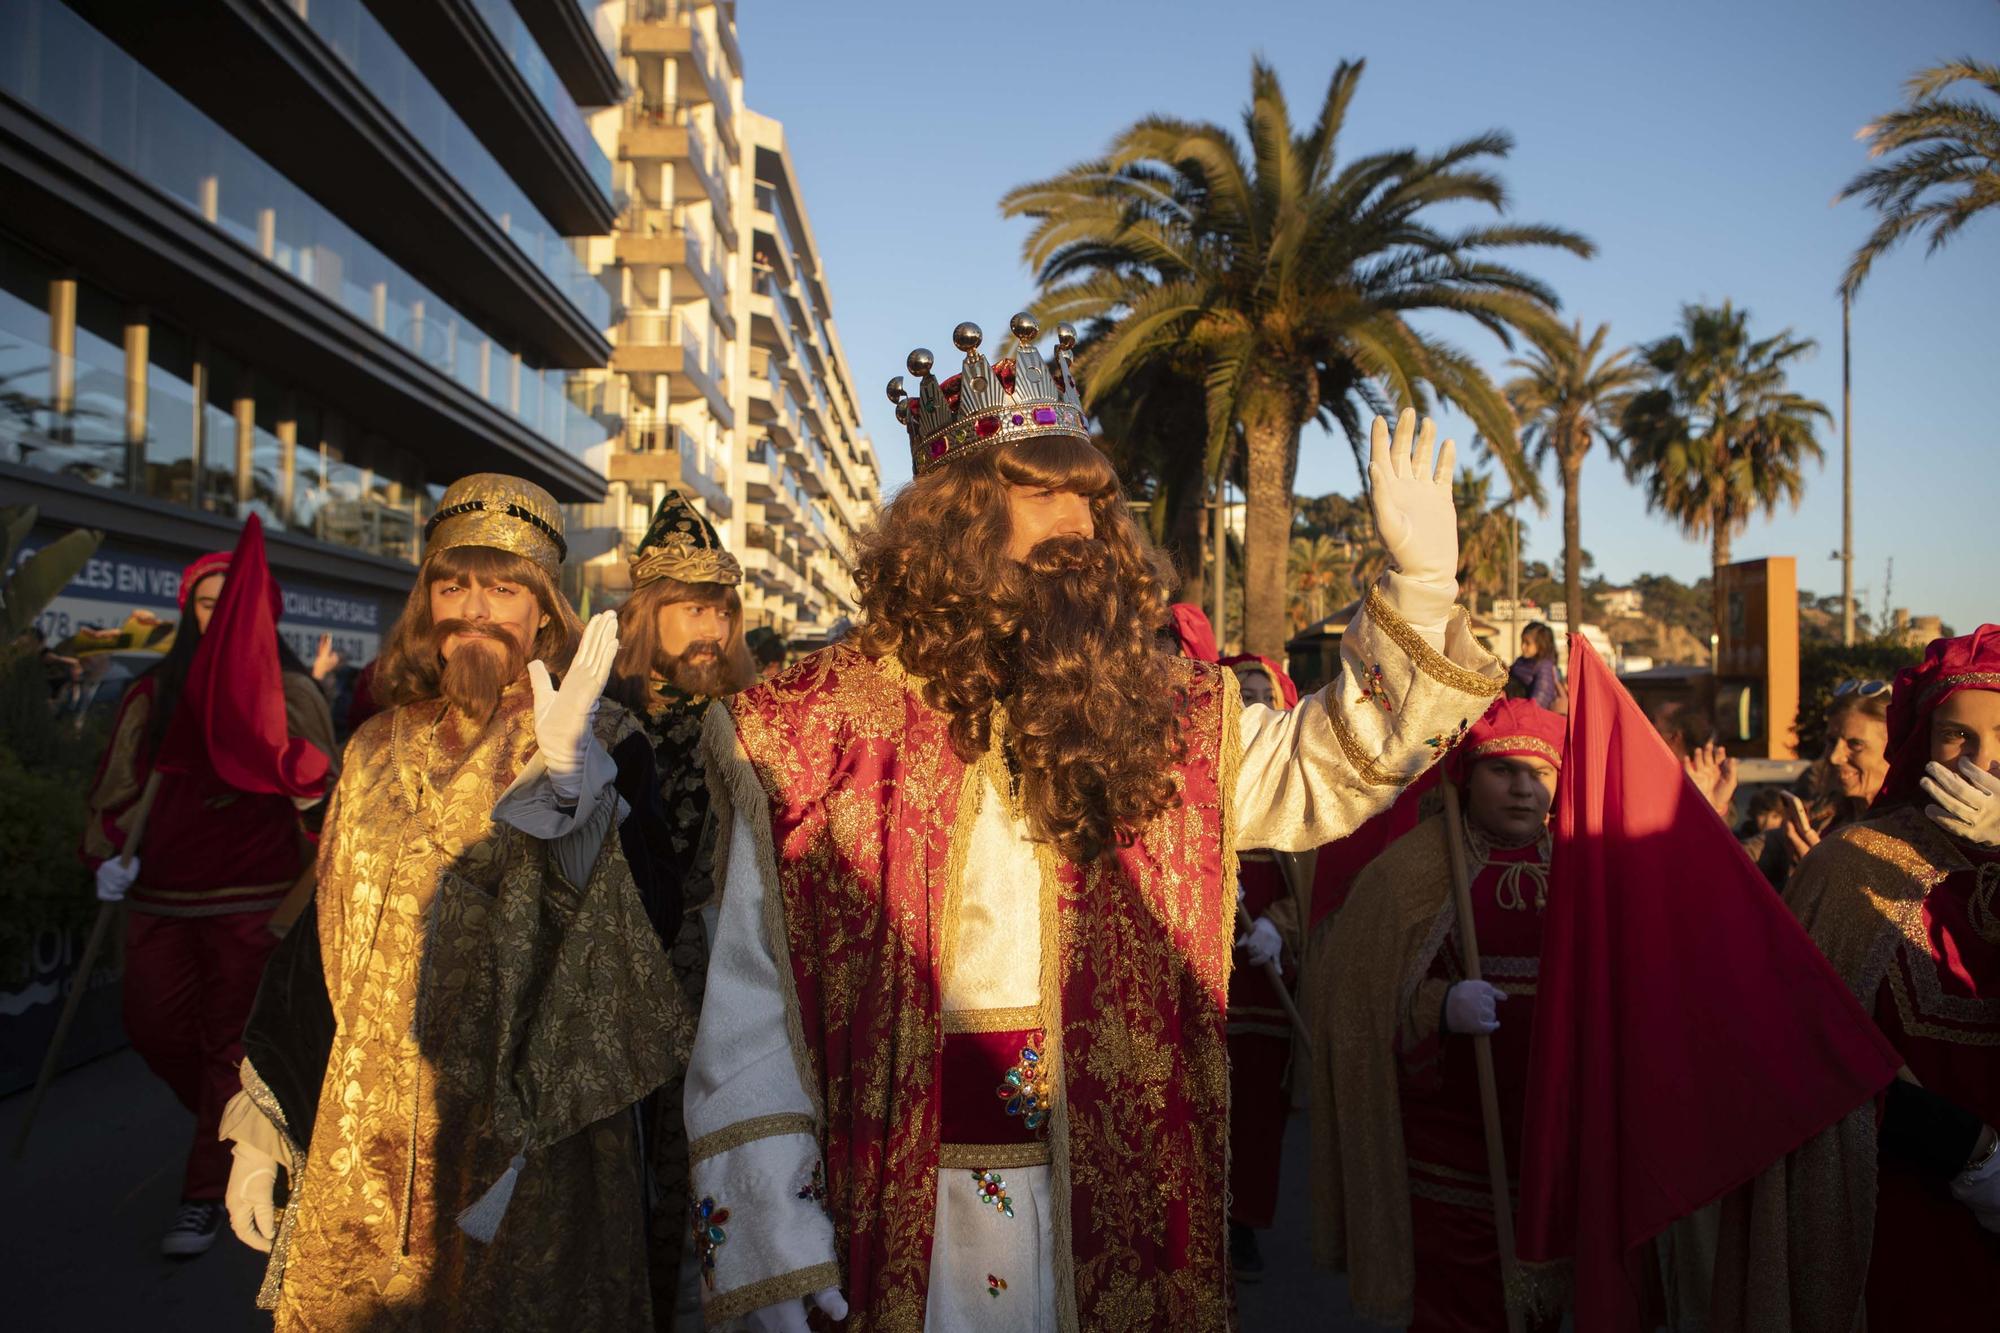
[0,655,111,979]
[1796,635,1926,758]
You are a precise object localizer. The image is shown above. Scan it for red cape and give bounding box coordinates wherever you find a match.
[1514,637,1900,1329]
[156,514,329,799]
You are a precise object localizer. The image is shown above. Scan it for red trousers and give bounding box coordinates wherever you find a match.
[122,908,279,1200]
[1227,1032,1291,1228]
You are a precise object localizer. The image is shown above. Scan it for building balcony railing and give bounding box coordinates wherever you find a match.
[291,0,609,328]
[466,0,615,203]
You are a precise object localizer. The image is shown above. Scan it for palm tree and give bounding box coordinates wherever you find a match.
[1000,59,1591,655]
[1619,303,1830,635]
[1287,532,1353,631]
[1838,57,2000,297]
[1451,469,1514,617]
[1503,320,1647,632]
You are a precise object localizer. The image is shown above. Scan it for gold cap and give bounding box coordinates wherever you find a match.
[424,473,567,573]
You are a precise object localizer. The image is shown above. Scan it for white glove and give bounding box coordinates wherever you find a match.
[1922,759,2000,848]
[527,610,620,804]
[1368,409,1459,588]
[95,856,138,903]
[226,1140,279,1253]
[1445,979,1508,1035]
[744,1285,848,1333]
[1949,1133,2000,1234]
[1240,916,1283,968]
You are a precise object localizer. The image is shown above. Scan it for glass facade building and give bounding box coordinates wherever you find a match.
[0,0,621,653]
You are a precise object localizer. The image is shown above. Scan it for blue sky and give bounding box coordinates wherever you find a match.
[741,0,1999,633]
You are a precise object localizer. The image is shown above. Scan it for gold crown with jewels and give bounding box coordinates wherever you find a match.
[887,313,1089,475]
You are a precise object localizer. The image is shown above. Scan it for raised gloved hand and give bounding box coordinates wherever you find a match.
[1239,916,1284,968]
[744,1285,848,1333]
[528,610,620,804]
[226,1140,280,1253]
[1922,759,2000,848]
[1949,1130,2000,1234]
[95,856,138,903]
[1368,408,1458,588]
[1444,979,1508,1035]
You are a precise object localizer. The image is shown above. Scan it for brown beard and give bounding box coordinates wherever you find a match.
[656,640,730,697]
[432,620,527,724]
[996,535,1184,862]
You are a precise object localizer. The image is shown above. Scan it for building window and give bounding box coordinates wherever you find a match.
[65,279,134,490]
[142,322,201,506]
[0,237,55,472]
[243,373,291,529]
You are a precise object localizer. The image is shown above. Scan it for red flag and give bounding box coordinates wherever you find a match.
[156,514,329,798]
[1514,636,1898,1329]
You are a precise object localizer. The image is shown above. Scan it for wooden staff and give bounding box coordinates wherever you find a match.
[1440,780,1528,1333]
[1234,893,1312,1046]
[11,771,160,1159]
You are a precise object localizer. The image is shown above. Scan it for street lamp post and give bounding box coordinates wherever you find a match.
[1841,290,1855,647]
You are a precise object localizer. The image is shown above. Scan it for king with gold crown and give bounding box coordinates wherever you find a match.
[219,473,692,1329]
[684,316,1506,1331]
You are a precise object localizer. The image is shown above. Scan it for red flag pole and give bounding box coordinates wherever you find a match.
[1441,779,1528,1333]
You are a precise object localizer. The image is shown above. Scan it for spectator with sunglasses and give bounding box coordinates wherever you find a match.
[1758,680,1892,886]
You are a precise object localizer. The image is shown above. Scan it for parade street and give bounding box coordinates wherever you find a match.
[0,1049,1363,1331]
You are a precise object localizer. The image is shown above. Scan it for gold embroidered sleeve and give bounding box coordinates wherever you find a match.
[1233,580,1503,852]
[82,689,148,861]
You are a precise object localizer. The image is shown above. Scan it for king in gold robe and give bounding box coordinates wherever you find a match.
[224,475,692,1331]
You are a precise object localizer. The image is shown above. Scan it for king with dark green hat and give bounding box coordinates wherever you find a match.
[607,487,754,1314]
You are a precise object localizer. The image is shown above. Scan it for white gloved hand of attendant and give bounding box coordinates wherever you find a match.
[1240,916,1284,968]
[1445,979,1508,1035]
[528,610,620,804]
[744,1285,848,1333]
[1368,409,1459,588]
[226,1140,280,1253]
[1948,1130,2000,1234]
[95,856,138,903]
[1922,759,2000,848]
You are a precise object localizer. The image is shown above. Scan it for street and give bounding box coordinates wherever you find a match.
[1,1047,1369,1330]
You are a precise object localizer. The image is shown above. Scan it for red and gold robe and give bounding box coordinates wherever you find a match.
[686,587,1504,1331]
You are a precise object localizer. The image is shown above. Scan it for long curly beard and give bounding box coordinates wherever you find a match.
[997,536,1185,863]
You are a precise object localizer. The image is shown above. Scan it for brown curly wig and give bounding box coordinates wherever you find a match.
[373,544,580,711]
[853,434,1186,863]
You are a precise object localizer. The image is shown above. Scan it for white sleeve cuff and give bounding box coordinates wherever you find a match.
[1380,572,1459,648]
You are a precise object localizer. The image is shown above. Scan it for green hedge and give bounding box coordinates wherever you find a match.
[0,656,107,980]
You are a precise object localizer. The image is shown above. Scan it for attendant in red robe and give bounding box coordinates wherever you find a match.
[81,550,336,1258]
[1713,626,2000,1331]
[1220,655,1313,1281]
[1307,699,1567,1331]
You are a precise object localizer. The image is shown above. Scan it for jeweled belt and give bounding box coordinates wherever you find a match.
[939,1008,1053,1169]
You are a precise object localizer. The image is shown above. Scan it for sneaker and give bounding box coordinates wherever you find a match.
[1229,1220,1264,1283]
[161,1200,224,1258]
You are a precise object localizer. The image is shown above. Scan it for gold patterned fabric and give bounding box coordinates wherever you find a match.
[425,473,566,574]
[1710,807,1966,1333]
[267,682,687,1331]
[1303,815,1455,1325]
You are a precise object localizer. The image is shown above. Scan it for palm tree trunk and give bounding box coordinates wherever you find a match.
[1562,448,1584,635]
[1240,382,1305,658]
[1171,491,1206,604]
[1710,515,1733,657]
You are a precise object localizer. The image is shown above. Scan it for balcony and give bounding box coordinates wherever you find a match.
[363,0,618,233]
[610,415,730,517]
[62,0,611,366]
[618,105,730,227]
[612,310,732,426]
[614,209,729,319]
[511,0,622,106]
